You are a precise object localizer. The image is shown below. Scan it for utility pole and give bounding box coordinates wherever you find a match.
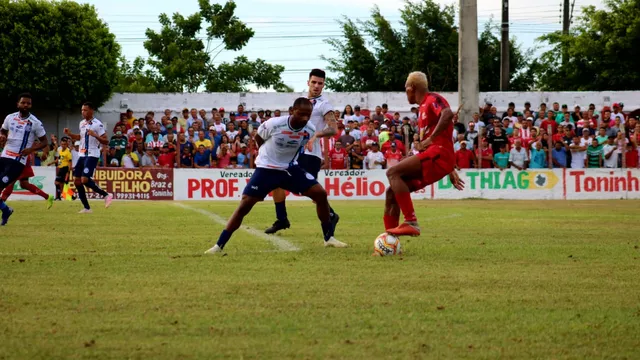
[500,0,509,91]
[458,0,479,126]
[562,0,570,34]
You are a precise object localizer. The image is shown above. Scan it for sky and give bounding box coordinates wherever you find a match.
[81,0,605,92]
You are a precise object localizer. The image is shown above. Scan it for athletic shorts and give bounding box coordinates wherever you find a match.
[56,166,70,183]
[0,158,26,191]
[73,156,99,179]
[407,145,455,191]
[18,163,35,180]
[243,166,318,200]
[296,153,322,179]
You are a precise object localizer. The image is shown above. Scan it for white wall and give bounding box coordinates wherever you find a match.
[37,91,640,137]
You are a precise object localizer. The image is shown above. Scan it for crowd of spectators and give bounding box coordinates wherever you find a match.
[3,101,637,173]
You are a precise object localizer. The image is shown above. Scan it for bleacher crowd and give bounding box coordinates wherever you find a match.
[3,101,638,172]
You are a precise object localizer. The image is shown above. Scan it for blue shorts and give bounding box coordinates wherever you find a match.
[73,156,99,179]
[243,166,318,200]
[297,153,322,179]
[0,158,25,190]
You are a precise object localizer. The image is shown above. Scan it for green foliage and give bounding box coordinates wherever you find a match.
[140,0,286,93]
[114,57,161,93]
[534,0,640,90]
[0,0,120,110]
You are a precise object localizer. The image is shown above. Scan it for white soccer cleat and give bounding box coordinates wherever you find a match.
[324,237,348,248]
[78,209,93,214]
[105,194,114,208]
[204,245,223,255]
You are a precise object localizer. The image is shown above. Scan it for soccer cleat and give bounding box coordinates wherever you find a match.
[1,207,14,226]
[104,194,113,208]
[386,222,421,237]
[330,212,340,233]
[264,219,290,234]
[78,208,93,214]
[324,237,348,248]
[204,245,223,255]
[47,194,54,209]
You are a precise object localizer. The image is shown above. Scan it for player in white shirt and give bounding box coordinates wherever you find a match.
[0,93,50,225]
[204,98,347,255]
[266,69,341,235]
[64,102,113,213]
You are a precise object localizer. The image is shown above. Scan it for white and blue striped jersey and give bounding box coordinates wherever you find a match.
[255,115,316,170]
[78,118,106,158]
[1,112,46,165]
[303,95,333,159]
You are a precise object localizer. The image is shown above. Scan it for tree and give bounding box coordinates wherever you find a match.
[0,0,120,110]
[477,21,534,91]
[533,0,640,90]
[142,0,287,93]
[114,57,161,93]
[325,1,532,92]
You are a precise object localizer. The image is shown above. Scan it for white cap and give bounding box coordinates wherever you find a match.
[74,141,80,146]
[380,124,389,130]
[526,117,534,121]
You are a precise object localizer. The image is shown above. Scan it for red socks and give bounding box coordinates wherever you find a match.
[22,183,49,200]
[383,214,400,230]
[394,191,417,222]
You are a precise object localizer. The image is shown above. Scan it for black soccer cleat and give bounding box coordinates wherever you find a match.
[330,212,340,233]
[265,219,290,234]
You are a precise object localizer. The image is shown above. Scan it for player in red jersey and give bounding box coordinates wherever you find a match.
[384,72,464,237]
[1,152,54,208]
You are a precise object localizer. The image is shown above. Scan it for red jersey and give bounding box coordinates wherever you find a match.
[418,93,452,148]
[329,148,348,169]
[455,148,474,168]
[540,119,558,134]
[158,153,174,168]
[384,149,403,167]
[480,147,493,168]
[626,150,639,168]
[381,139,406,155]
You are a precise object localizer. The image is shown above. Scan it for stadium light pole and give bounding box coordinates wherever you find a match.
[458,0,479,126]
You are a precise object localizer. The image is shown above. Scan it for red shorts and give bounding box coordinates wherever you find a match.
[18,164,34,180]
[408,145,454,191]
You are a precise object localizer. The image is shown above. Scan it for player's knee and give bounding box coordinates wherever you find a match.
[19,180,29,187]
[386,166,399,179]
[81,177,89,184]
[308,185,327,202]
[73,178,82,186]
[385,187,395,200]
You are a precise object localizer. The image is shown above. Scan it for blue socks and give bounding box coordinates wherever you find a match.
[321,221,334,241]
[275,201,288,222]
[216,229,233,249]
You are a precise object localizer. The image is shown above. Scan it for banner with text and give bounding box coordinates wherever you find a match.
[83,168,174,200]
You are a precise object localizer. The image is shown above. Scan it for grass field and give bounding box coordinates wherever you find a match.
[1,199,639,359]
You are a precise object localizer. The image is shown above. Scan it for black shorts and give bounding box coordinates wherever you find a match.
[56,166,70,183]
[243,166,318,200]
[296,153,322,179]
[73,156,99,179]
[0,157,25,191]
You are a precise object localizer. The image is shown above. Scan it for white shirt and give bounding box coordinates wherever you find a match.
[602,144,618,168]
[580,137,592,147]
[570,146,586,169]
[611,112,625,124]
[255,116,316,170]
[365,151,385,169]
[349,128,362,140]
[79,118,106,158]
[509,147,528,168]
[122,154,136,168]
[304,95,334,159]
[1,112,46,165]
[213,123,226,133]
[71,149,80,167]
[226,130,239,141]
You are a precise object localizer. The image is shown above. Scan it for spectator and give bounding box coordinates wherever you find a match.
[534,111,545,128]
[364,142,385,169]
[328,141,348,169]
[625,142,638,168]
[377,124,391,146]
[106,147,120,167]
[465,122,478,145]
[381,103,394,121]
[121,144,139,168]
[349,143,365,169]
[133,143,145,161]
[472,112,486,130]
[179,108,189,130]
[455,141,475,169]
[114,113,130,133]
[147,131,164,150]
[188,108,202,128]
[217,135,231,157]
[488,125,508,155]
[371,106,385,123]
[352,105,365,123]
[571,105,582,123]
[195,130,213,152]
[180,146,193,168]
[479,140,494,168]
[580,129,593,147]
[384,142,403,168]
[602,136,619,168]
[556,104,568,123]
[453,113,466,135]
[596,127,609,145]
[552,125,565,143]
[264,109,272,121]
[493,143,509,170]
[141,147,157,168]
[541,111,558,134]
[529,141,547,169]
[236,144,249,168]
[502,118,513,136]
[453,133,466,151]
[127,119,141,139]
[125,109,136,128]
[361,123,379,150]
[226,123,239,141]
[503,108,517,128]
[586,139,603,168]
[569,136,587,169]
[342,105,355,121]
[348,120,362,141]
[559,112,573,128]
[234,104,249,122]
[109,125,127,160]
[157,144,175,168]
[552,141,568,168]
[256,109,265,122]
[625,116,637,137]
[608,118,623,138]
[212,113,226,133]
[194,145,211,168]
[508,139,528,170]
[523,101,533,117]
[338,125,356,149]
[217,145,232,168]
[611,103,625,124]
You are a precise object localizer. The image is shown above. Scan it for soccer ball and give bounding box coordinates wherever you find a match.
[374,233,402,256]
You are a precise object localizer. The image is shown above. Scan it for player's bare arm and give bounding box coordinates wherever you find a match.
[254,135,265,148]
[306,111,337,153]
[89,130,109,145]
[21,135,48,156]
[63,128,81,141]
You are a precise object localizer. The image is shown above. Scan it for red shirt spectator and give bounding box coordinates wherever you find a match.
[361,131,379,149]
[384,144,403,167]
[381,138,406,156]
[217,150,231,168]
[541,118,558,134]
[626,145,638,168]
[329,142,348,169]
[455,142,475,168]
[157,147,175,168]
[480,143,494,168]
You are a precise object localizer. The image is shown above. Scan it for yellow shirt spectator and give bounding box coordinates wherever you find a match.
[195,139,213,151]
[58,148,72,168]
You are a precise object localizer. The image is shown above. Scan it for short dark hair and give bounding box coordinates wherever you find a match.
[82,102,95,110]
[17,92,32,101]
[309,68,326,79]
[292,97,313,109]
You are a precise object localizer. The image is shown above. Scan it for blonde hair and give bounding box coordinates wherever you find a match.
[406,71,428,90]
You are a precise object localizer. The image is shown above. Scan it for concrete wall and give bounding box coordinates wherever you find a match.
[37,91,640,137]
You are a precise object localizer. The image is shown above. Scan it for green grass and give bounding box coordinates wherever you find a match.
[1,199,639,359]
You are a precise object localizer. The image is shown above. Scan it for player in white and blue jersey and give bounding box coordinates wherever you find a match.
[63,102,113,213]
[265,69,341,234]
[205,98,347,255]
[0,93,49,225]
